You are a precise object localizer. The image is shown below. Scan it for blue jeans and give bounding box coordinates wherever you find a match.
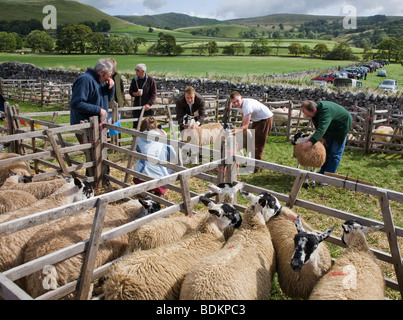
[319,137,347,174]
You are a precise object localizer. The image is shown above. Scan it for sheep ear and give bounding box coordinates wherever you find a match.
[200,196,214,208]
[8,169,17,176]
[233,181,245,192]
[240,190,257,203]
[74,177,83,188]
[363,225,383,234]
[317,226,335,243]
[206,184,221,195]
[294,215,305,233]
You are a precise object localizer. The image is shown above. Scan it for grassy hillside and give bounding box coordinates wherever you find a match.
[0,0,132,29]
[116,12,226,30]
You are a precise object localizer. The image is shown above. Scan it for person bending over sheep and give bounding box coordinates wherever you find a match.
[301,100,352,185]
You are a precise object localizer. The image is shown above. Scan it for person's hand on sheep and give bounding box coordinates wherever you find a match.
[301,141,313,150]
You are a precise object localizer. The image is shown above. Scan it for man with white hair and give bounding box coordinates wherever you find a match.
[129,63,157,129]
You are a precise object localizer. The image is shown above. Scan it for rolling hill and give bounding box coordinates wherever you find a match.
[0,0,132,29]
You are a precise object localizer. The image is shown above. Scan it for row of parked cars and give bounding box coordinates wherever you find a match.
[311,60,398,93]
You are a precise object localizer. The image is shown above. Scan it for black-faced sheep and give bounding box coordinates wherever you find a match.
[0,177,94,273]
[24,197,161,299]
[127,182,244,252]
[0,152,32,185]
[309,220,385,300]
[180,191,281,300]
[291,132,326,188]
[268,210,334,299]
[0,170,67,200]
[103,197,242,300]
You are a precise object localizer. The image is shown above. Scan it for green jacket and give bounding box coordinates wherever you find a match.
[309,101,352,145]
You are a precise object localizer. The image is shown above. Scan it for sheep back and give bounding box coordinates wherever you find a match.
[24,200,146,298]
[293,142,326,168]
[180,207,275,300]
[0,190,38,215]
[103,217,227,300]
[309,234,384,300]
[0,153,31,184]
[268,210,332,299]
[127,212,206,252]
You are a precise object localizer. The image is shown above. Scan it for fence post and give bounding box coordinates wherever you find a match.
[365,105,375,154]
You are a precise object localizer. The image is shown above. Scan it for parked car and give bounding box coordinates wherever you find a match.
[377,70,387,77]
[333,78,363,88]
[378,79,398,92]
[311,74,334,83]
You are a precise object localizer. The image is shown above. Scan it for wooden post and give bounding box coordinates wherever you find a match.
[287,171,308,208]
[76,197,108,300]
[91,116,102,188]
[4,102,16,153]
[179,173,193,215]
[45,129,70,176]
[377,190,403,299]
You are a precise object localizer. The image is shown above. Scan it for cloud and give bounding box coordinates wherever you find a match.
[143,0,168,10]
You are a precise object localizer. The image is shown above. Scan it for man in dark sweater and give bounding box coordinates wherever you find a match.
[70,58,115,126]
[301,100,352,175]
[129,63,157,129]
[175,86,206,132]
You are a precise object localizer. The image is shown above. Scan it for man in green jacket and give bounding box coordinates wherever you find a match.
[301,100,352,176]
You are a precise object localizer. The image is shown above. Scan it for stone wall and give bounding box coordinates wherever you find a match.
[1,61,402,110]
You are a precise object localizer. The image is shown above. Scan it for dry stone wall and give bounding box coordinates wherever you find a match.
[1,61,402,110]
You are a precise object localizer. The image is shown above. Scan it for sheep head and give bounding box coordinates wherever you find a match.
[240,190,282,222]
[138,195,161,217]
[206,181,245,203]
[182,114,196,129]
[341,220,383,246]
[291,132,311,145]
[291,216,334,272]
[199,196,242,229]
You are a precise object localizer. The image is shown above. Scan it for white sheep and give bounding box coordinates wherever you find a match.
[309,220,384,300]
[24,196,161,299]
[0,152,32,185]
[103,197,242,300]
[291,132,326,188]
[273,107,308,126]
[214,123,254,158]
[371,125,394,148]
[127,182,244,252]
[0,189,38,215]
[0,170,67,200]
[0,177,94,273]
[181,114,223,146]
[180,190,281,300]
[268,209,334,299]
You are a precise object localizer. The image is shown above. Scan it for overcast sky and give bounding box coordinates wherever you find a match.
[79,0,403,20]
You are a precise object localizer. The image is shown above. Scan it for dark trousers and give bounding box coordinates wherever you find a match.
[251,117,273,160]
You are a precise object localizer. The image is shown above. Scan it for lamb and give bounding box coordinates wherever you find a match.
[0,189,38,215]
[180,191,281,300]
[268,210,334,299]
[214,123,253,158]
[0,177,94,273]
[291,131,326,188]
[127,182,244,252]
[24,196,161,299]
[0,152,32,185]
[181,114,223,146]
[309,220,384,300]
[102,197,242,300]
[0,170,67,200]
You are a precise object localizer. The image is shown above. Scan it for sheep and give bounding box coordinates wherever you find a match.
[181,114,223,146]
[309,220,384,300]
[0,170,67,200]
[127,182,244,252]
[0,189,38,215]
[272,107,308,126]
[268,210,334,299]
[0,177,94,273]
[213,123,254,159]
[371,125,394,148]
[0,152,32,185]
[291,131,326,188]
[180,190,281,300]
[102,197,242,300]
[24,196,161,299]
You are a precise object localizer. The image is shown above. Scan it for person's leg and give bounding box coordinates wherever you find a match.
[319,137,347,174]
[251,117,272,161]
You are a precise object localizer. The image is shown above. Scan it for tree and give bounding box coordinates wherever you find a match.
[362,45,373,61]
[312,43,329,58]
[89,33,105,54]
[377,37,401,62]
[97,19,111,32]
[206,41,219,56]
[288,43,303,56]
[325,42,357,60]
[223,43,245,56]
[149,32,182,56]
[56,25,92,54]
[26,30,54,52]
[0,32,16,51]
[250,37,271,55]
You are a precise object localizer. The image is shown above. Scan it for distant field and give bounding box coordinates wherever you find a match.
[0,53,353,78]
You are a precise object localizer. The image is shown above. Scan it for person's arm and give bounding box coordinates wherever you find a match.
[195,94,206,125]
[309,109,332,145]
[232,113,251,134]
[145,77,157,106]
[129,78,137,97]
[175,98,186,129]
